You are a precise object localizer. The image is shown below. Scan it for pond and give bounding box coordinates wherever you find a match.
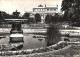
[0,25,60,50]
[0,34,47,50]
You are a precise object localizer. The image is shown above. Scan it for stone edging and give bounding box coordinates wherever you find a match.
[0,41,70,56]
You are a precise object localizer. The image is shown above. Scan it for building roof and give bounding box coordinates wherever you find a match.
[38,4,43,7]
[33,4,58,9]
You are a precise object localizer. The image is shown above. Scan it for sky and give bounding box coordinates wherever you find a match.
[0,0,62,14]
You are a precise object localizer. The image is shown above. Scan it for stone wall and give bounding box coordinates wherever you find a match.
[0,28,47,34]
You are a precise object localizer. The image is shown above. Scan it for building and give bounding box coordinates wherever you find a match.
[30,4,58,23]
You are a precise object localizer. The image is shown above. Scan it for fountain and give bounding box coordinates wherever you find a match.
[5,19,27,50]
[10,22,24,42]
[5,10,27,50]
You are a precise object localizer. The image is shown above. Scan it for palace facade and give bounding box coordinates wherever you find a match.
[30,4,58,23]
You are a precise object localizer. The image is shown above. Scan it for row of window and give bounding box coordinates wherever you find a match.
[33,8,57,12]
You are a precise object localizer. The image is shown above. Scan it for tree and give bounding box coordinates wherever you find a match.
[22,12,31,23]
[51,13,60,22]
[28,18,35,23]
[0,11,7,21]
[61,0,80,26]
[35,13,41,23]
[0,11,3,21]
[22,12,30,19]
[47,24,61,46]
[59,14,64,22]
[45,14,52,23]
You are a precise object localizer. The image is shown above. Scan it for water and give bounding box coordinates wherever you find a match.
[61,36,80,42]
[0,26,60,50]
[0,34,47,50]
[23,34,46,49]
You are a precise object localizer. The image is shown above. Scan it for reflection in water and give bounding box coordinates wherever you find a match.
[11,44,23,51]
[0,34,46,50]
[23,36,46,49]
[38,39,43,42]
